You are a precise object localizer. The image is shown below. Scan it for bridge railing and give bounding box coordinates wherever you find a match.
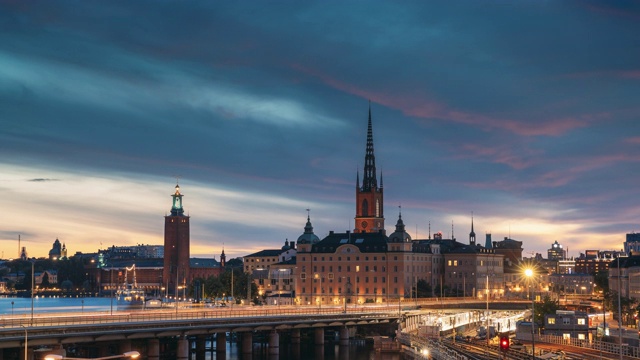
[0,305,400,329]
[536,333,639,358]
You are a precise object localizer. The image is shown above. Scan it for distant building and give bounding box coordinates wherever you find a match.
[575,250,623,275]
[36,270,58,285]
[625,232,640,255]
[106,245,164,259]
[492,237,523,265]
[609,255,640,300]
[547,240,565,261]
[549,273,594,295]
[243,239,296,275]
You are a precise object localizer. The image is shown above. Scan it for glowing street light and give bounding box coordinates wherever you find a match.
[44,351,140,360]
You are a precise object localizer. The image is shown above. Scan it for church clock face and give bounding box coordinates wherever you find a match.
[361,221,368,228]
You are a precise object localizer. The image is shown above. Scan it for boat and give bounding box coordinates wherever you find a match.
[145,298,163,308]
[116,265,145,309]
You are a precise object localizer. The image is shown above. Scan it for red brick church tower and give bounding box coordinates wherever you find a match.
[163,184,190,296]
[354,104,385,233]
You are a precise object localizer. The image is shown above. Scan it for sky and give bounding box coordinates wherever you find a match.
[1,1,640,261]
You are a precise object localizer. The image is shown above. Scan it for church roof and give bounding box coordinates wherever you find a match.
[245,249,285,258]
[190,258,220,268]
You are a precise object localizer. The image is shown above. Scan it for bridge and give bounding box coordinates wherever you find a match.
[0,298,532,359]
[1,305,400,359]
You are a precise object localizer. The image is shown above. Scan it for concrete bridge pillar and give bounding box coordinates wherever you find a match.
[314,328,324,345]
[147,338,160,360]
[268,330,279,356]
[216,332,227,353]
[339,326,349,346]
[291,329,301,344]
[241,332,253,354]
[195,335,206,360]
[177,335,189,360]
[314,344,324,359]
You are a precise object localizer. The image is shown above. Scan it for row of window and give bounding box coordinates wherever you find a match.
[246,258,277,263]
[300,287,399,295]
[547,317,586,325]
[305,255,387,262]
[447,260,500,267]
[299,273,398,283]
[302,265,389,273]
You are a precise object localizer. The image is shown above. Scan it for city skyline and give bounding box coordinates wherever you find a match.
[1,2,639,259]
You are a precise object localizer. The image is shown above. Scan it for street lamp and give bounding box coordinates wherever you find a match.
[45,351,140,360]
[525,268,535,359]
[20,325,27,360]
[30,260,35,323]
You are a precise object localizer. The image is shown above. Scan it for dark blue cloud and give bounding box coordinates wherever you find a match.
[1,0,639,258]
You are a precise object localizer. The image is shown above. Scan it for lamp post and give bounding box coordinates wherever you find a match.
[30,260,35,323]
[45,351,140,360]
[110,265,114,316]
[20,325,27,360]
[617,259,623,360]
[485,275,490,354]
[313,273,322,309]
[525,268,535,359]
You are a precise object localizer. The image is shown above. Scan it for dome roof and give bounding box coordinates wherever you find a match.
[388,212,411,243]
[297,215,320,244]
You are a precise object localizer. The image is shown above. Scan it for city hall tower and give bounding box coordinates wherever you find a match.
[163,184,190,296]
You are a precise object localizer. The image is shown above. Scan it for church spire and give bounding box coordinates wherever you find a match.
[354,102,384,233]
[469,212,476,246]
[362,101,378,191]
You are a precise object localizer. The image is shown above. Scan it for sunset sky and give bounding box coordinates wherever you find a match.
[1,1,639,260]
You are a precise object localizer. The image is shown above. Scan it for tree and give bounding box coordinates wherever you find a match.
[416,279,432,298]
[535,295,559,328]
[41,272,50,288]
[594,270,609,296]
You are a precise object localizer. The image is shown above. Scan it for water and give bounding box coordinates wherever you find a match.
[0,296,115,315]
